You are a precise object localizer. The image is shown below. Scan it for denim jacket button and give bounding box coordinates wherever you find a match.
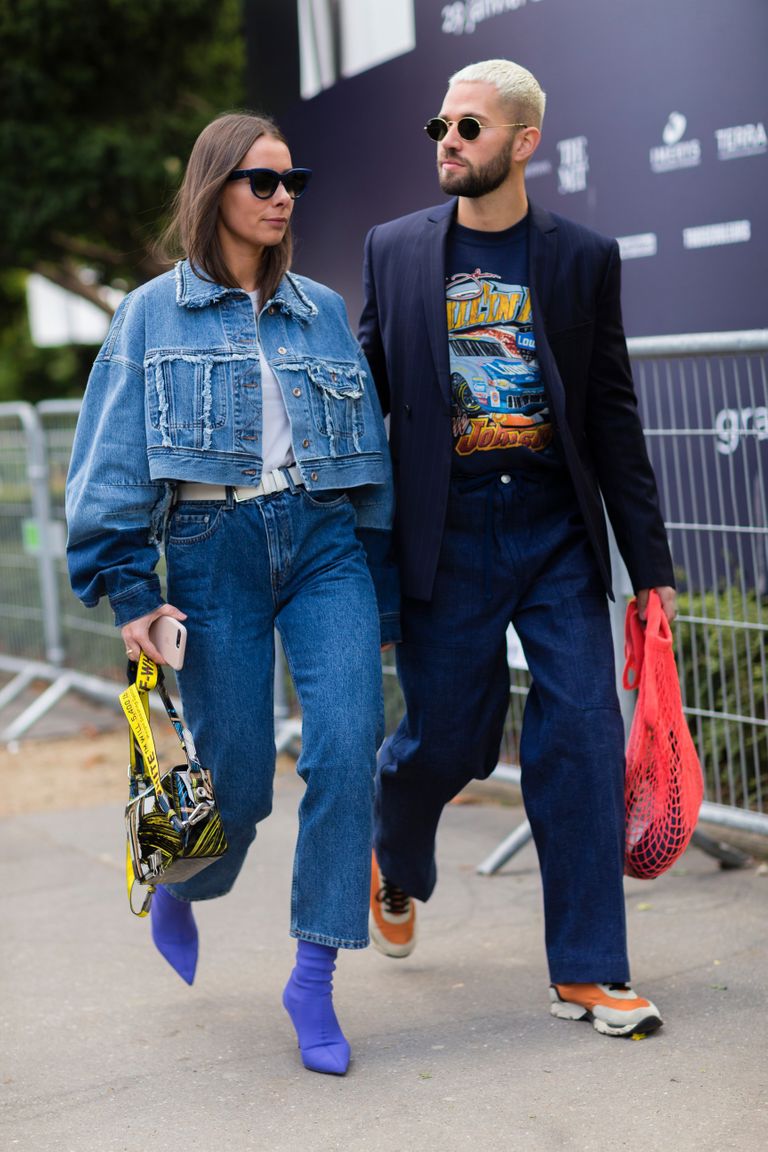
[268,307,276,315]
[310,472,318,482]
[302,438,310,448]
[292,387,301,397]
[278,346,288,354]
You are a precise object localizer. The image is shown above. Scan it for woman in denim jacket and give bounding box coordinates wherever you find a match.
[66,112,398,1077]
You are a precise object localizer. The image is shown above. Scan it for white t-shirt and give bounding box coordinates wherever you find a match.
[248,291,295,473]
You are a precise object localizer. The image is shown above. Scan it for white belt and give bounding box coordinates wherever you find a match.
[176,464,304,503]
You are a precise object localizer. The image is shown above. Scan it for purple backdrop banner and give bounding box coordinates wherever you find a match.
[247,0,766,338]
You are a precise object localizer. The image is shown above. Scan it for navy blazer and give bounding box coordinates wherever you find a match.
[359,198,675,602]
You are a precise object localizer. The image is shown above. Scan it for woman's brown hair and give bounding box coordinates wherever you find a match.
[158,112,292,304]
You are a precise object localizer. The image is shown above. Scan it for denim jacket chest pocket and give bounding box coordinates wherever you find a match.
[145,351,231,450]
[281,357,367,453]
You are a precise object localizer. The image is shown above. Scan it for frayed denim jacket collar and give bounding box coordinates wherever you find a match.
[174,259,319,323]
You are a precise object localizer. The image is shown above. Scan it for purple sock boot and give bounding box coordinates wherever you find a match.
[150,885,198,986]
[282,939,350,1075]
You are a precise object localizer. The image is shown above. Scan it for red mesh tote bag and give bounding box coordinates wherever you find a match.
[622,589,704,879]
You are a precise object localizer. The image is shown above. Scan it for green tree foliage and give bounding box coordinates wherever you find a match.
[1,0,246,301]
[0,0,246,400]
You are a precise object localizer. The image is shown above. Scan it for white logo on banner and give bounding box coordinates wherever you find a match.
[682,220,751,249]
[525,159,553,179]
[616,233,658,260]
[716,122,767,160]
[557,136,588,194]
[715,407,768,456]
[663,112,687,145]
[441,0,544,36]
[650,113,701,173]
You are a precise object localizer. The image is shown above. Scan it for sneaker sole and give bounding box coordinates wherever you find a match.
[369,912,416,959]
[550,1001,664,1037]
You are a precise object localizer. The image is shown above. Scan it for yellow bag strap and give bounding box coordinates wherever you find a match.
[124,655,147,772]
[126,840,154,916]
[120,652,188,833]
[120,682,165,800]
[121,652,171,916]
[136,648,158,693]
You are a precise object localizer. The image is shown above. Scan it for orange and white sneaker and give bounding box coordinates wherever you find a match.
[549,982,663,1037]
[369,851,416,958]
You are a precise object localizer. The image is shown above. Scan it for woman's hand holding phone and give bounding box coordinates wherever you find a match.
[121,605,188,668]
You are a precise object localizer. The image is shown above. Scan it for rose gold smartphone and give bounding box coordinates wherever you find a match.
[148,617,187,670]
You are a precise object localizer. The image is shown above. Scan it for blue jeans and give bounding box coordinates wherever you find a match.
[377,471,629,983]
[163,485,382,949]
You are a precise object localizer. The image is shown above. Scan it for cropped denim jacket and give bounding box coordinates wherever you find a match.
[66,261,399,640]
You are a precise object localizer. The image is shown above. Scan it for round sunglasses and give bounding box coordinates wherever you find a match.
[227,167,313,200]
[424,117,528,142]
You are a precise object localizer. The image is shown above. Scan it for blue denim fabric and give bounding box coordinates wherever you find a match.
[376,471,630,983]
[163,483,383,949]
[65,262,397,637]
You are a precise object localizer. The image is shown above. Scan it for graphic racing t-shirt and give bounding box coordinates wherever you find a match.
[447,217,560,475]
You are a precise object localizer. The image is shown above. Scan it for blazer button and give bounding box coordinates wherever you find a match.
[404,403,412,415]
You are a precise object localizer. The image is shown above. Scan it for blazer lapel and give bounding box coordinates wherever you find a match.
[420,200,456,409]
[528,199,558,327]
[528,200,569,440]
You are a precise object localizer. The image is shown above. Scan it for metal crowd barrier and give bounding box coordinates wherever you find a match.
[0,401,297,747]
[0,400,127,742]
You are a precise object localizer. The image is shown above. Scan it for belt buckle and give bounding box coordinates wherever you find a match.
[233,485,259,503]
[260,469,280,496]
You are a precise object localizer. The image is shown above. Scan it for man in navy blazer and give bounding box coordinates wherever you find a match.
[361,59,676,1038]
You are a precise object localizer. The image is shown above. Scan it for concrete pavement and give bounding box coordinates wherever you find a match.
[1,772,766,1152]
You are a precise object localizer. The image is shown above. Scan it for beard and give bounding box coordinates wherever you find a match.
[437,137,514,198]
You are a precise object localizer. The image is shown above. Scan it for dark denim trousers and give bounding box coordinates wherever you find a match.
[377,471,630,983]
[164,485,382,949]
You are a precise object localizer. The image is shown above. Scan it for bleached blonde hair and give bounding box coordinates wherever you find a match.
[448,59,546,128]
